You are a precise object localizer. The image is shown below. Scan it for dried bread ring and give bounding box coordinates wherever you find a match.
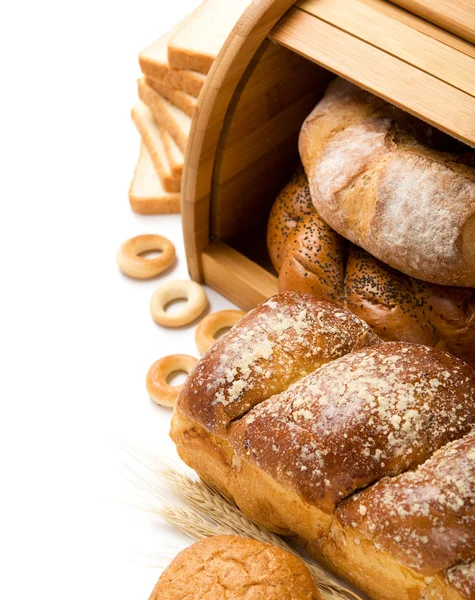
[116,234,175,279]
[146,354,198,407]
[195,310,246,355]
[150,279,208,327]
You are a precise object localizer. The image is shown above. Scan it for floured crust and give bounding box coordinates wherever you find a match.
[334,431,475,574]
[172,292,475,600]
[171,411,330,540]
[149,534,321,600]
[268,168,475,367]
[423,562,475,600]
[299,78,475,287]
[230,343,475,511]
[177,292,380,436]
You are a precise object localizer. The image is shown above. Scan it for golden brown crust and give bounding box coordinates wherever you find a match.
[268,169,475,367]
[334,431,475,575]
[229,343,475,512]
[344,245,439,346]
[278,213,346,303]
[149,535,321,600]
[299,78,475,287]
[267,167,315,272]
[177,292,380,436]
[423,562,475,600]
[312,518,427,600]
[172,294,475,600]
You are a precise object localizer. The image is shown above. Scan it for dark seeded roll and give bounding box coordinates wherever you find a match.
[267,166,315,272]
[267,168,475,367]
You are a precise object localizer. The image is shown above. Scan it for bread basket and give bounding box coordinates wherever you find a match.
[182,0,475,310]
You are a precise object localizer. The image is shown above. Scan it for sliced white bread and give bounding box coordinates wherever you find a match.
[137,78,191,153]
[145,78,197,118]
[131,101,181,193]
[160,126,184,180]
[168,0,253,74]
[139,29,206,98]
[129,144,180,215]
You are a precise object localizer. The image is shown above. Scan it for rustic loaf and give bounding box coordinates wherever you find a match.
[171,292,475,600]
[149,535,321,600]
[299,78,475,287]
[267,167,475,368]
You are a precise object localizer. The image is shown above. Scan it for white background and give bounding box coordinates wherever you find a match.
[0,1,236,598]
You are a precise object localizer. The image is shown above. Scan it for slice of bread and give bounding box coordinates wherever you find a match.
[131,101,181,193]
[160,126,184,180]
[168,0,253,74]
[139,29,206,98]
[145,78,197,118]
[138,78,191,153]
[129,144,180,214]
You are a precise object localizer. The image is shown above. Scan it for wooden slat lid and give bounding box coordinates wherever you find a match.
[389,0,475,45]
[271,1,475,147]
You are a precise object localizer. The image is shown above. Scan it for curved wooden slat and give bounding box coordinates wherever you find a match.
[181,0,297,281]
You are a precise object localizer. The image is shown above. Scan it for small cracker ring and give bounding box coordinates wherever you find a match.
[195,310,246,355]
[116,234,175,279]
[146,354,198,407]
[150,279,208,327]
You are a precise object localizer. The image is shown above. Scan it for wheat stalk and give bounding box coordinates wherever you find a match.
[125,448,363,600]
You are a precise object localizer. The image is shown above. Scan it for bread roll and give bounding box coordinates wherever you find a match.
[267,168,475,368]
[149,535,321,600]
[299,78,475,287]
[171,293,475,600]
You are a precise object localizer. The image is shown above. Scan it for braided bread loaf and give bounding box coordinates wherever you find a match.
[267,168,475,368]
[171,293,475,600]
[299,78,475,288]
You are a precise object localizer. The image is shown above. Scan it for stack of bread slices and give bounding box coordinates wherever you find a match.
[129,0,252,215]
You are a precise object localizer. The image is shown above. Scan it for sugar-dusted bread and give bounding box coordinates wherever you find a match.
[131,101,181,193]
[267,167,475,368]
[138,78,191,153]
[178,292,380,437]
[319,431,475,600]
[128,144,180,215]
[171,292,475,600]
[299,78,475,287]
[167,0,253,74]
[139,25,206,98]
[149,535,321,600]
[423,562,475,600]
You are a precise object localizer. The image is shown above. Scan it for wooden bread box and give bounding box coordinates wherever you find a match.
[182,0,475,311]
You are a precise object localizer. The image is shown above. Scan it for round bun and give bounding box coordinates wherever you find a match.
[149,535,321,600]
[267,168,475,367]
[299,77,475,287]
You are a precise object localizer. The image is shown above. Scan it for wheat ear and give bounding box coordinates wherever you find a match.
[125,448,363,600]
[158,467,362,600]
